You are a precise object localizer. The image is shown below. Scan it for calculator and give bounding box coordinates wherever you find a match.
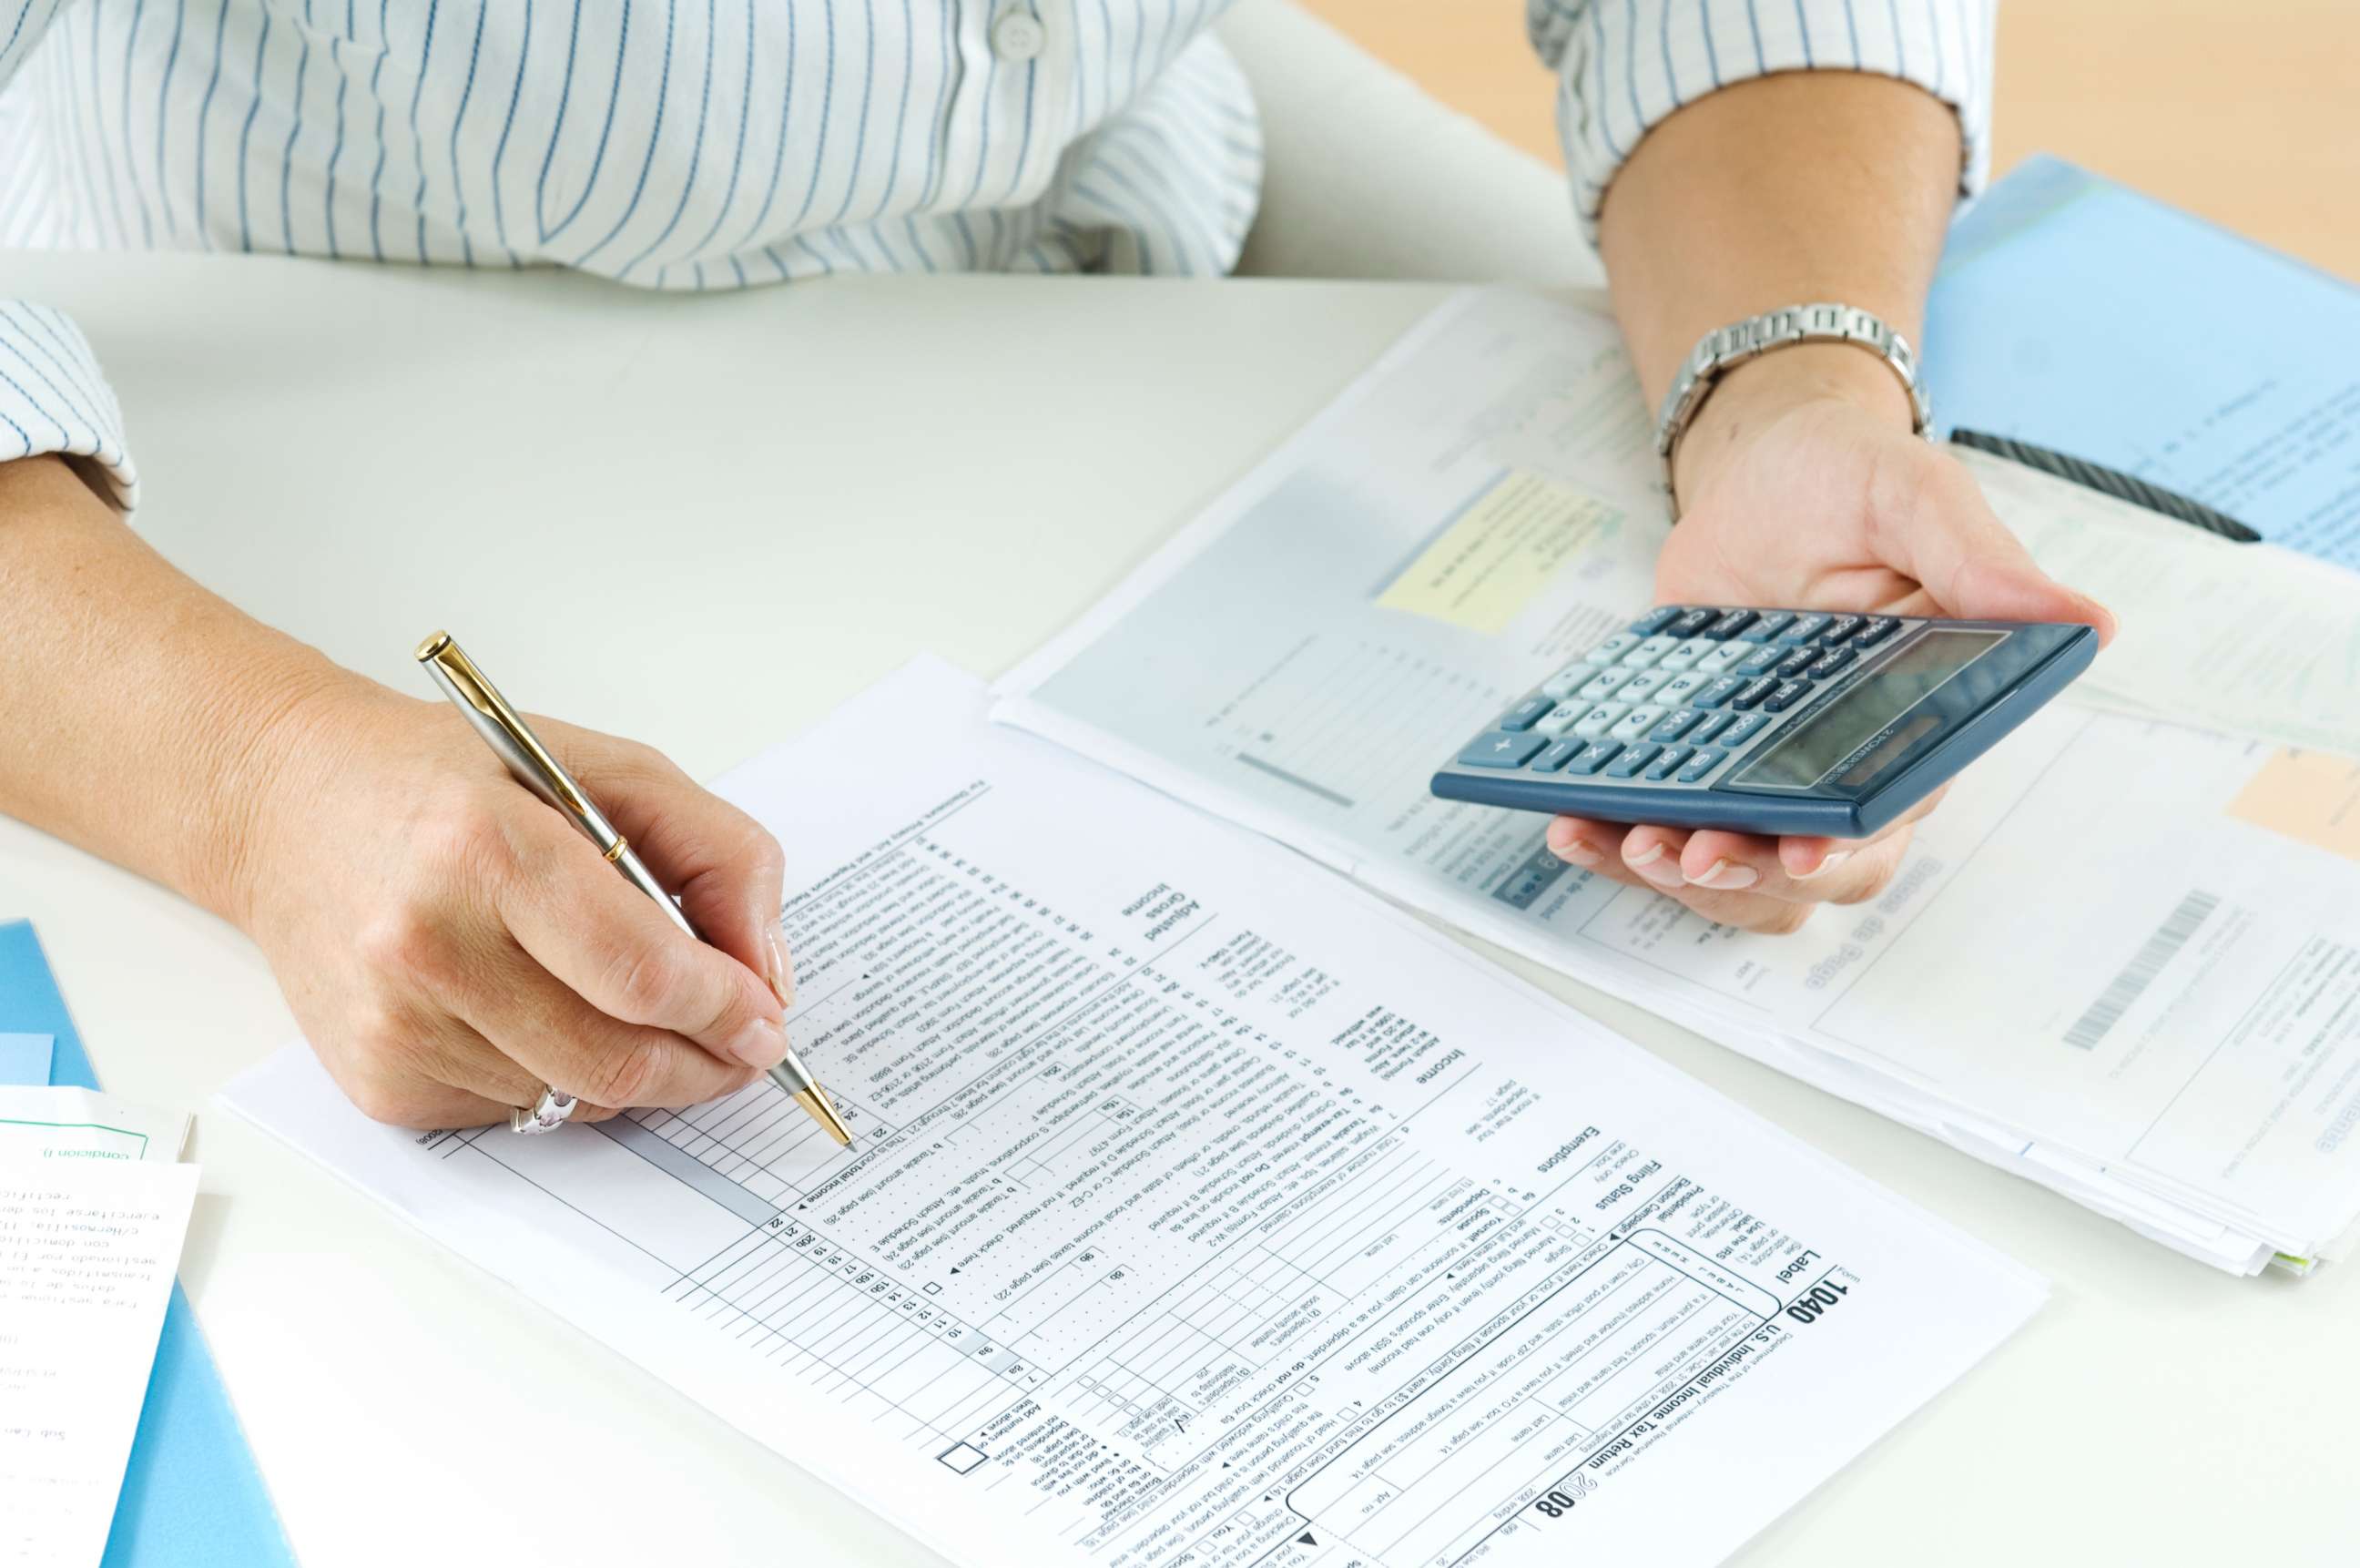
[1429,606,2097,838]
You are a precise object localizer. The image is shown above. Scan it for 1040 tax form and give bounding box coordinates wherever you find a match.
[225,661,2042,1568]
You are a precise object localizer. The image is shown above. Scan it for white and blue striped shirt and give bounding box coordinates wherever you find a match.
[0,0,1990,507]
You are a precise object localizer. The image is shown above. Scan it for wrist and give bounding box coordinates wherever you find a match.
[1669,341,1919,508]
[199,662,406,932]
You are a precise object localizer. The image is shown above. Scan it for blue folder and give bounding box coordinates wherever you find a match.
[0,920,296,1567]
[1923,154,2360,570]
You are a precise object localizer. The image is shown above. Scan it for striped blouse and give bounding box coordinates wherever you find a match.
[0,0,1991,508]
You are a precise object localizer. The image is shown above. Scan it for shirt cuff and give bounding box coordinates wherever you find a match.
[0,300,137,509]
[1533,0,1996,240]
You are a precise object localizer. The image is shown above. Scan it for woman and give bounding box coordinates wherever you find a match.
[0,1,2109,1128]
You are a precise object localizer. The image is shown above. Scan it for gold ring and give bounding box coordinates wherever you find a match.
[603,836,628,863]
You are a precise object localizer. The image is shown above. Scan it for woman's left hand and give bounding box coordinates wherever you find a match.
[1545,345,2116,933]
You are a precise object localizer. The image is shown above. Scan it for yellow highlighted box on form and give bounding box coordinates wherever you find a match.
[1376,472,1621,635]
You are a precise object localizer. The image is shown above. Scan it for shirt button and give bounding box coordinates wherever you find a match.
[991,7,1047,60]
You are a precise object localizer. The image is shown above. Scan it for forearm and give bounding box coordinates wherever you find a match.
[1596,72,1962,492]
[0,455,373,923]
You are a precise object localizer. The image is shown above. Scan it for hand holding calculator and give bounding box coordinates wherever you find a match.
[1430,606,2096,838]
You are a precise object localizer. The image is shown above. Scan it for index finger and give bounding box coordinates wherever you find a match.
[492,804,791,1071]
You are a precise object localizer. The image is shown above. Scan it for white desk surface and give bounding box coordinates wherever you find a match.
[5,250,2353,1565]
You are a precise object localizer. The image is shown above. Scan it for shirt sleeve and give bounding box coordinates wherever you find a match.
[0,2,138,507]
[1528,0,1997,240]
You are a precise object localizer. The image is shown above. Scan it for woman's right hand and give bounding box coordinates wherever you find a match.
[229,680,798,1130]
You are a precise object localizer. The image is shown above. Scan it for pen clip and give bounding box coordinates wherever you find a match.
[414,631,605,830]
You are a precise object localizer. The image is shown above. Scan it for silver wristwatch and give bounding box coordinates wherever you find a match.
[1653,302,1933,510]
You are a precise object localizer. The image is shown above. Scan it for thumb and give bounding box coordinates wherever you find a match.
[1879,463,2120,646]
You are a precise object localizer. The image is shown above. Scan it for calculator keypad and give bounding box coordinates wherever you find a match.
[1456,608,1924,792]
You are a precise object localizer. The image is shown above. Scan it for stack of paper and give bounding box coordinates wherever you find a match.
[227,660,2048,1568]
[996,288,2360,1275]
[0,1084,198,1565]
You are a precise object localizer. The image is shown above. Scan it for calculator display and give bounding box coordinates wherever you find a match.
[1732,629,2005,790]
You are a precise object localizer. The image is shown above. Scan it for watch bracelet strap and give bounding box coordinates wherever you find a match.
[1654,302,1934,514]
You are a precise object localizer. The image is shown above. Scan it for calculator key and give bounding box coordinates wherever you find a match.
[1775,647,1818,679]
[1534,705,1585,736]
[1730,677,1780,710]
[1853,616,1903,648]
[1763,679,1813,712]
[1747,611,1795,640]
[1621,635,1682,668]
[1695,640,1754,675]
[1616,667,1674,700]
[1820,614,1865,646]
[1676,748,1724,782]
[1694,677,1747,708]
[1656,640,1709,672]
[1666,608,1718,638]
[1685,710,1735,744]
[1571,702,1628,738]
[1609,704,1669,742]
[1626,606,1683,637]
[1577,667,1634,702]
[1650,709,1703,742]
[1500,696,1555,730]
[1604,742,1663,778]
[1705,608,1758,639]
[1778,613,1831,645]
[1806,646,1858,680]
[1541,665,1592,699]
[1718,712,1771,748]
[1583,632,1641,665]
[1656,670,1714,706]
[1736,644,1786,677]
[1566,739,1623,774]
[1644,745,1694,780]
[1531,739,1584,772]
[1458,732,1548,768]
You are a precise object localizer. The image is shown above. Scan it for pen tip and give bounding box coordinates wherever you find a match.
[796,1085,853,1147]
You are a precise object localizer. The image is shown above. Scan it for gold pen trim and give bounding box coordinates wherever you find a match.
[414,630,595,819]
[603,836,629,863]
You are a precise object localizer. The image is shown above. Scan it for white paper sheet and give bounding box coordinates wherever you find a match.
[0,1085,189,1165]
[1961,447,2360,759]
[224,660,2042,1568]
[995,290,2360,1271]
[0,1097,198,1567]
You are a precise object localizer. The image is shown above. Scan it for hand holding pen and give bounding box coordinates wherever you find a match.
[223,626,844,1139]
[415,634,849,1142]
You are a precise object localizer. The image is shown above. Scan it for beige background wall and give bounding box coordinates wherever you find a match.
[1297,0,2360,281]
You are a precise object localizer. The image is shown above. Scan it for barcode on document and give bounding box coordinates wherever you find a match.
[2063,891,2220,1050]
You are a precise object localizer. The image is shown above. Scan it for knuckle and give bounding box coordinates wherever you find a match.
[605,939,688,1022]
[343,1064,432,1126]
[580,1036,666,1108]
[355,907,450,987]
[413,792,514,881]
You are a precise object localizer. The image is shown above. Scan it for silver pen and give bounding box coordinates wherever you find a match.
[414,631,850,1145]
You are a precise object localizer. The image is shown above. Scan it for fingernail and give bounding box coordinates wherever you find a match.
[1694,859,1758,891]
[764,931,797,1008]
[1795,849,1853,881]
[1626,843,1685,888]
[1553,837,1601,867]
[725,1016,791,1070]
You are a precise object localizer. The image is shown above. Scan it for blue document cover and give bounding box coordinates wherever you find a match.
[1923,154,2360,568]
[0,921,296,1568]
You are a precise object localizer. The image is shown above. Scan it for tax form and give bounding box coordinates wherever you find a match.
[225,660,2044,1568]
[998,290,2360,1271]
[1,1093,199,1566]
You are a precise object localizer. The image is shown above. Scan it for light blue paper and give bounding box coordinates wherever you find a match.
[0,921,296,1568]
[1924,154,2360,568]
[0,1030,51,1084]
